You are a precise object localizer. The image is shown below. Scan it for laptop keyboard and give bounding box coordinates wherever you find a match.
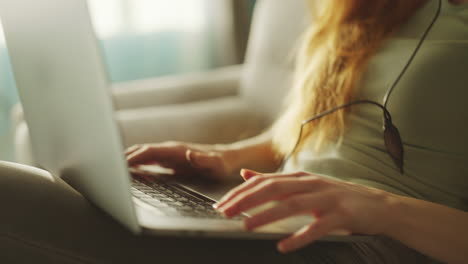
[131,178,239,219]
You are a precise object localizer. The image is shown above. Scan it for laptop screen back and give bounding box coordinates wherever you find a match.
[0,0,140,233]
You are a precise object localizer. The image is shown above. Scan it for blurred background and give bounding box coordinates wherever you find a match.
[0,0,256,161]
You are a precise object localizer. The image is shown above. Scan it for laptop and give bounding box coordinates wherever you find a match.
[0,0,370,242]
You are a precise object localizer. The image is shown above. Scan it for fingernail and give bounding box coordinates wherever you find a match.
[185,150,192,161]
[214,202,228,212]
[240,168,257,180]
[277,243,287,253]
[186,150,200,168]
[214,202,224,210]
[240,169,248,180]
[217,205,230,214]
[217,204,227,212]
[217,195,229,204]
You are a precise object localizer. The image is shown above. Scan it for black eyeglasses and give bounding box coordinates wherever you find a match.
[279,0,441,174]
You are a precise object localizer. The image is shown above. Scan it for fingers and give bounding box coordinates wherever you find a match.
[125,144,142,156]
[218,177,327,218]
[126,143,186,167]
[214,171,313,209]
[126,145,153,166]
[243,191,336,230]
[277,212,343,253]
[240,169,306,181]
[125,143,229,180]
[240,169,259,180]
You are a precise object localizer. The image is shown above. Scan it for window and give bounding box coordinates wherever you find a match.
[87,0,236,82]
[88,0,208,38]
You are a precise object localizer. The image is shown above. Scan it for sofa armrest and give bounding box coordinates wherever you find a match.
[12,65,248,164]
[11,65,243,128]
[13,96,268,166]
[117,96,269,147]
[112,65,242,110]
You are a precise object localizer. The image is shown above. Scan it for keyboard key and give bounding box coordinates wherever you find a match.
[130,178,242,220]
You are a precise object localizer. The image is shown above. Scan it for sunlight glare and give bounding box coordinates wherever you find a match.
[131,0,206,33]
[87,0,123,38]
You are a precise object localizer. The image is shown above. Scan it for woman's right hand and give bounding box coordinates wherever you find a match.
[125,142,238,181]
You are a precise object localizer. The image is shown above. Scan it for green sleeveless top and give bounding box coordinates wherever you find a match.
[283,0,468,211]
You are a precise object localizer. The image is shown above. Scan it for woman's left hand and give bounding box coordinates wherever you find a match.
[214,169,396,253]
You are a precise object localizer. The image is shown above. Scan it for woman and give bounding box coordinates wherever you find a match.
[126,0,468,263]
[2,0,467,263]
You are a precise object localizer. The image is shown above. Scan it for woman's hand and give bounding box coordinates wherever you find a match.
[125,142,237,181]
[214,169,395,253]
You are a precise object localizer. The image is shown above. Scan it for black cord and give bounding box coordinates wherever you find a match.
[383,0,442,108]
[278,100,390,170]
[278,0,442,172]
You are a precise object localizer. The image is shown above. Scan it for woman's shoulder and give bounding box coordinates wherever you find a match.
[397,0,468,42]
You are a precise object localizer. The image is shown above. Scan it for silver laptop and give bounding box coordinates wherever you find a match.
[0,0,370,242]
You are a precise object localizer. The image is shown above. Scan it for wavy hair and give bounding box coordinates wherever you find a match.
[272,0,427,158]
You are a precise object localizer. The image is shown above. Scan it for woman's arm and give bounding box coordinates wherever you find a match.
[126,131,281,181]
[214,170,468,264]
[223,131,281,176]
[385,195,468,264]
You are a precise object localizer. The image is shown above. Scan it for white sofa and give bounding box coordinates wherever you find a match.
[11,0,310,166]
